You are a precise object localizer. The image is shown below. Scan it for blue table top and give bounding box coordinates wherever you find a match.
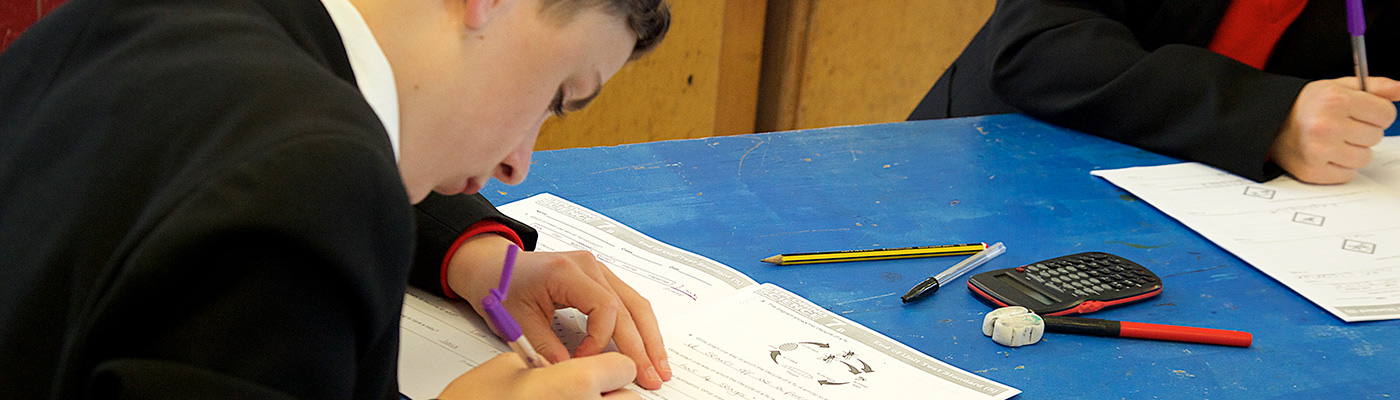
[481,114,1400,399]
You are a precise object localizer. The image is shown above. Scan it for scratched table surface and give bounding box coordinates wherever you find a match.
[480,114,1400,399]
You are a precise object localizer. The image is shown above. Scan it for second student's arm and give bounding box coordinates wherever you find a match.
[983,0,1307,181]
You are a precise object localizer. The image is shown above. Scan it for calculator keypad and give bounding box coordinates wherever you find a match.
[1018,252,1159,298]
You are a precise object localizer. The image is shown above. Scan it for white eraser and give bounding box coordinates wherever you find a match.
[983,306,1044,347]
[982,306,1031,336]
[990,313,1044,347]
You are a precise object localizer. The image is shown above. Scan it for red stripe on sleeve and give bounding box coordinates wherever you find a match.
[439,220,525,299]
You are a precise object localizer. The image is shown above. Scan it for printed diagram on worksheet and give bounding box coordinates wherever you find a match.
[1243,186,1276,199]
[768,342,875,388]
[1092,137,1400,322]
[644,284,1013,400]
[1343,239,1377,254]
[1291,212,1324,226]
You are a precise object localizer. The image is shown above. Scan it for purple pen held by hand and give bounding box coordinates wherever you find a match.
[1347,0,1370,91]
[481,244,552,368]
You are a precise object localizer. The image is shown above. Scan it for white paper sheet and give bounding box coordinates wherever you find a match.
[397,289,508,400]
[642,284,1017,400]
[397,193,1019,399]
[1092,137,1400,322]
[497,193,758,318]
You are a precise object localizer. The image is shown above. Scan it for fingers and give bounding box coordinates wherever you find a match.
[553,256,623,359]
[1268,140,1364,184]
[1269,129,1368,184]
[438,353,525,399]
[602,389,644,400]
[441,234,672,393]
[602,268,671,382]
[491,249,671,390]
[1328,76,1399,129]
[1328,142,1373,170]
[439,353,639,400]
[568,256,623,358]
[1295,164,1358,184]
[531,252,670,389]
[1348,97,1398,132]
[1273,78,1392,183]
[1307,78,1391,128]
[563,258,667,390]
[510,252,621,363]
[1360,76,1400,102]
[592,301,662,389]
[551,352,639,396]
[511,299,573,363]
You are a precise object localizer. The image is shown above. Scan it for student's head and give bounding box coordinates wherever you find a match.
[539,0,669,60]
[356,0,669,203]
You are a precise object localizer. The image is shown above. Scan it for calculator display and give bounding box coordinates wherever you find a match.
[994,274,1056,305]
[967,252,1162,315]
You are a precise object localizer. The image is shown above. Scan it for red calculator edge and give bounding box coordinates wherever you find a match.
[967,281,1163,316]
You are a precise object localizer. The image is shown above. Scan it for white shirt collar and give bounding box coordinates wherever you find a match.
[319,0,401,162]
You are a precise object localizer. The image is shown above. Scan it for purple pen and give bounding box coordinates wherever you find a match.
[481,244,551,368]
[1347,0,1370,91]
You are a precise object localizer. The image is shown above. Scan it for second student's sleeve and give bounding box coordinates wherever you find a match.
[983,0,1308,181]
[408,193,539,298]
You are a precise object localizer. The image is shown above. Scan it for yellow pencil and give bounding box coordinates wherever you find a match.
[761,243,988,265]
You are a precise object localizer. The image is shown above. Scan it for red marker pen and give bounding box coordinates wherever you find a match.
[1042,315,1252,347]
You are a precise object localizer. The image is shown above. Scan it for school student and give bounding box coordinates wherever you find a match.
[909,0,1400,184]
[0,0,670,398]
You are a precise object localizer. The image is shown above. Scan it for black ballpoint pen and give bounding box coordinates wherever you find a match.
[902,242,1005,303]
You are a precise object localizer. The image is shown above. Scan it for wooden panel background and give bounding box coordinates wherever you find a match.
[757,0,995,132]
[536,0,996,150]
[535,0,766,150]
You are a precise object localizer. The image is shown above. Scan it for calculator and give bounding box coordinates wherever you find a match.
[966,252,1162,316]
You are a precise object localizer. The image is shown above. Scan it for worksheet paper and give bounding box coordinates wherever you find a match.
[1092,137,1400,322]
[398,193,1019,400]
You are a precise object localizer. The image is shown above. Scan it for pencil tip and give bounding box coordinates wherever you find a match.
[761,255,781,264]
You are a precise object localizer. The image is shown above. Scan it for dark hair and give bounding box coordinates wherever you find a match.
[539,0,670,60]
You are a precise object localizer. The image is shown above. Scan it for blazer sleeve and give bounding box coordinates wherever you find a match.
[85,360,301,400]
[984,0,1308,181]
[408,193,539,298]
[89,135,413,400]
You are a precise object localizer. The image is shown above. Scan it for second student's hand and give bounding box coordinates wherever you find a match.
[1271,76,1400,184]
[438,352,642,400]
[446,234,672,390]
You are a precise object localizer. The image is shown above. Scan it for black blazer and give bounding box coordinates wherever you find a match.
[910,0,1399,181]
[0,0,534,398]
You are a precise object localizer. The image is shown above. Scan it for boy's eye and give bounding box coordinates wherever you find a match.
[549,89,566,117]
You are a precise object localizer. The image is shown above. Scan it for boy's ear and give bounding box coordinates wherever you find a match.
[461,0,506,30]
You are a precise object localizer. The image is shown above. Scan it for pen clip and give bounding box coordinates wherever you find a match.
[482,245,524,341]
[494,244,518,299]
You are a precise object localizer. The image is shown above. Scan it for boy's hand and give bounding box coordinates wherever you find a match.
[1271,76,1400,184]
[438,352,640,399]
[446,235,671,390]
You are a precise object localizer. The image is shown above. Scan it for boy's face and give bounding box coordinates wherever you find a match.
[389,0,636,203]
